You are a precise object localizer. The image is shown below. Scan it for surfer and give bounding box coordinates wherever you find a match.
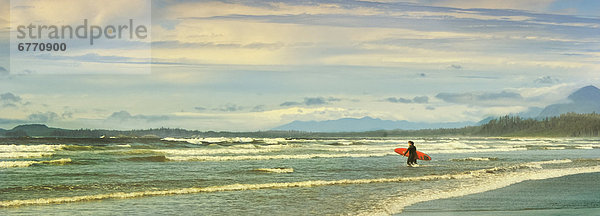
[404,141,418,166]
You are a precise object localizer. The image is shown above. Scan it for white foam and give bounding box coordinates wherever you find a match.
[0,144,65,152]
[0,144,66,159]
[0,160,38,168]
[166,152,394,161]
[0,158,72,168]
[253,168,294,173]
[0,160,600,208]
[153,148,282,155]
[544,147,566,150]
[425,147,527,154]
[0,152,55,158]
[1,159,590,208]
[361,160,593,216]
[162,137,255,144]
[0,170,463,208]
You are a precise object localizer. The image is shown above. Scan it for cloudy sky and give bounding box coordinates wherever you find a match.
[0,0,599,131]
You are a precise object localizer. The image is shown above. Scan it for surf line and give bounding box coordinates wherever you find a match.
[0,159,589,208]
[361,164,600,215]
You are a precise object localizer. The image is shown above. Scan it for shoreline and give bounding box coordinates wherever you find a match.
[399,172,600,215]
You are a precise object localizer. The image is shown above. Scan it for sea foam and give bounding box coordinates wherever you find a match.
[0,144,66,159]
[0,158,72,168]
[0,159,590,208]
[253,168,294,173]
[360,159,592,216]
[166,152,394,161]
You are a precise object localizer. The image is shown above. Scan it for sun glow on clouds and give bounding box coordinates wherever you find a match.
[2,0,600,131]
[150,1,598,71]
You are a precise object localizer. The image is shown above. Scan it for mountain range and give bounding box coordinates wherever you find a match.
[273,85,600,132]
[272,117,475,132]
[537,85,600,117]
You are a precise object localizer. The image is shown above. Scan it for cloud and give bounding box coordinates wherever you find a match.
[534,76,559,84]
[152,41,285,50]
[0,92,22,103]
[450,64,462,69]
[0,66,7,76]
[2,103,17,108]
[386,96,429,104]
[0,118,28,125]
[280,101,302,106]
[251,105,266,112]
[35,53,148,64]
[386,97,412,103]
[0,92,26,108]
[424,0,556,12]
[412,96,429,103]
[27,112,60,123]
[107,111,169,122]
[194,106,207,111]
[61,111,73,119]
[280,97,341,106]
[213,104,244,112]
[304,97,328,106]
[436,91,523,106]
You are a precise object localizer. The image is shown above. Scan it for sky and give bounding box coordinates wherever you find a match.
[0,0,599,131]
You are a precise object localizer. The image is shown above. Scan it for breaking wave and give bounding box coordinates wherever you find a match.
[0,144,66,159]
[1,159,593,208]
[253,168,294,173]
[0,144,66,152]
[360,159,593,215]
[123,156,169,162]
[0,158,72,168]
[166,152,393,162]
[0,152,55,159]
[153,148,282,155]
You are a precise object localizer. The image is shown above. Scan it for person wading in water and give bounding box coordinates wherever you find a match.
[403,141,418,166]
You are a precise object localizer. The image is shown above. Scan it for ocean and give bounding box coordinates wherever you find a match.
[1,137,599,215]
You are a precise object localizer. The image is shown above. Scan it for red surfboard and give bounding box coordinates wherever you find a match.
[394,148,431,161]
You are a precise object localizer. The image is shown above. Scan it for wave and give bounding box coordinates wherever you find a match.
[162,137,256,144]
[543,147,566,150]
[161,147,529,162]
[153,148,282,156]
[0,158,72,168]
[0,159,594,208]
[166,152,393,162]
[0,152,55,159]
[123,156,168,162]
[361,160,594,215]
[0,144,66,152]
[451,157,499,161]
[62,145,94,151]
[107,149,161,155]
[253,168,294,173]
[0,144,66,159]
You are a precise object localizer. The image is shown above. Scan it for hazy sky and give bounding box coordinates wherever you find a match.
[1,0,599,131]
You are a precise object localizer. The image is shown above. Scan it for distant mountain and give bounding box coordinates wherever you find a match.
[272,117,475,132]
[0,124,67,137]
[538,85,600,118]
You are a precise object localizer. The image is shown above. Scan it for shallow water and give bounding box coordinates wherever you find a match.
[402,172,600,216]
[1,137,599,215]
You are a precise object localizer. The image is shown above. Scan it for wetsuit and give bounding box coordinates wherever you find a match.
[405,145,417,165]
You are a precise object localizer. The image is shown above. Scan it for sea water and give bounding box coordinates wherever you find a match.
[1,137,599,215]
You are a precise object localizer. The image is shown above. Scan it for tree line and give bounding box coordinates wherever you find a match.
[1,113,599,138]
